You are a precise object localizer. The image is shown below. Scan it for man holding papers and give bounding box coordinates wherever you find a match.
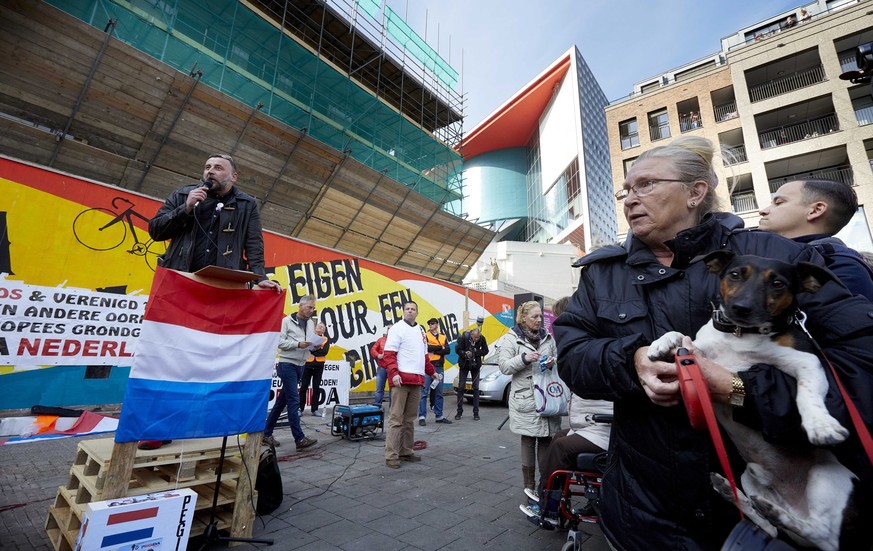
[262,294,319,450]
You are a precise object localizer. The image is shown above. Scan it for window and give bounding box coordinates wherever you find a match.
[623,157,637,177]
[648,109,670,141]
[619,119,639,150]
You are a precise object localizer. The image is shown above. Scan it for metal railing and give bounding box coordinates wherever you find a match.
[768,166,854,193]
[749,65,825,103]
[621,133,640,150]
[723,144,747,166]
[649,123,670,141]
[714,102,738,122]
[731,192,758,213]
[855,105,873,126]
[679,113,702,132]
[759,113,838,149]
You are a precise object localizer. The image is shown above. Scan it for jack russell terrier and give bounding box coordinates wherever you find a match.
[649,250,860,551]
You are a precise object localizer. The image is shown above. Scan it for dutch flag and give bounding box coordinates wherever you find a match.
[115,268,284,442]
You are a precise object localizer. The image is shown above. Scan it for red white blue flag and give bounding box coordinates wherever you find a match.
[115,268,284,442]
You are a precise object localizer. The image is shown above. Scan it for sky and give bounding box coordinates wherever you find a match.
[383,0,803,128]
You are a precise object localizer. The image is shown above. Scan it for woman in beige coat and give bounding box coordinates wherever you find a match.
[497,301,562,498]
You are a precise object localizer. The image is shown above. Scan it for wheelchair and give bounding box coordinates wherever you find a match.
[524,414,612,551]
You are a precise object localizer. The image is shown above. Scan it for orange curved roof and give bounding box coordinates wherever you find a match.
[461,54,571,160]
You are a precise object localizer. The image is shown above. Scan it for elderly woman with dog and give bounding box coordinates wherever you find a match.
[554,136,873,550]
[497,300,562,503]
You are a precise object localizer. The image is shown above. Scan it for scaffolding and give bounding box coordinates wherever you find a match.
[48,0,466,211]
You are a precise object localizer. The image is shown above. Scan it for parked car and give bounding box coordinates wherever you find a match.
[452,362,511,405]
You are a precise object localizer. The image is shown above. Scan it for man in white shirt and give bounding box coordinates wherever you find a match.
[382,301,437,468]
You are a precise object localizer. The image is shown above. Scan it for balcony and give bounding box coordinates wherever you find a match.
[856,105,873,126]
[649,123,670,142]
[679,113,703,132]
[621,133,640,150]
[731,191,758,213]
[714,102,738,122]
[759,114,838,150]
[749,65,825,103]
[768,165,854,193]
[723,144,747,166]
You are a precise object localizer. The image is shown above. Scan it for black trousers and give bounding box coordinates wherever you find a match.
[298,361,325,413]
[456,367,480,415]
[537,428,604,496]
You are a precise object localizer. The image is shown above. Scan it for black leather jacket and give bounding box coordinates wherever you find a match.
[148,184,267,279]
[456,331,489,370]
[554,213,873,550]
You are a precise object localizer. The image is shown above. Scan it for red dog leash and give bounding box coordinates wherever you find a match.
[675,348,744,520]
[793,310,873,465]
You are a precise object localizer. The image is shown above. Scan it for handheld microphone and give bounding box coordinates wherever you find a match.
[193,180,213,208]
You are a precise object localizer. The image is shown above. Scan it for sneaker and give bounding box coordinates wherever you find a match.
[519,504,558,526]
[261,435,280,447]
[454,413,462,420]
[311,410,321,417]
[524,487,540,502]
[435,418,452,424]
[399,454,422,462]
[295,436,317,450]
[473,414,480,421]
[419,418,426,426]
[385,459,401,469]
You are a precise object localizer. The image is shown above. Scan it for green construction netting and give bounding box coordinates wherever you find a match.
[45,0,463,206]
[384,7,458,91]
[354,0,457,90]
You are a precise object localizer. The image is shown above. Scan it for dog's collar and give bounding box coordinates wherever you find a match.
[710,308,797,337]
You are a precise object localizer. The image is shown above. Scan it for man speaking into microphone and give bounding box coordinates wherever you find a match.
[148,153,279,291]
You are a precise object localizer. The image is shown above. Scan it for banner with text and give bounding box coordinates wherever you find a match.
[0,156,512,410]
[0,279,145,366]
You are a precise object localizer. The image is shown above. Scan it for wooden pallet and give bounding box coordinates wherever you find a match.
[45,436,258,551]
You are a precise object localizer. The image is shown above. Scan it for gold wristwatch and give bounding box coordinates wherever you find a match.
[729,375,745,407]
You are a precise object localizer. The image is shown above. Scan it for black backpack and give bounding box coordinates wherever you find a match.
[255,444,283,515]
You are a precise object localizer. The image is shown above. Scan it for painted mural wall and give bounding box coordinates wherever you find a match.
[0,157,514,411]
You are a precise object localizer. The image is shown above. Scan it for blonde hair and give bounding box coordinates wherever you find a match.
[637,136,721,218]
[516,300,542,326]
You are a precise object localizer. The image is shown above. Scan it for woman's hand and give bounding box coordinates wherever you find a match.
[634,346,680,407]
[524,351,541,364]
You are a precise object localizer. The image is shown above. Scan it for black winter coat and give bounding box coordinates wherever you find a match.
[554,213,873,551]
[148,184,267,278]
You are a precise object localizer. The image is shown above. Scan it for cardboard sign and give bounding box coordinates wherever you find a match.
[267,360,351,413]
[74,488,197,551]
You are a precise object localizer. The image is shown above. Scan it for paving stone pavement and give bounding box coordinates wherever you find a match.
[0,401,609,550]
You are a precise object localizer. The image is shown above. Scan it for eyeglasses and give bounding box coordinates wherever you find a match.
[615,179,689,201]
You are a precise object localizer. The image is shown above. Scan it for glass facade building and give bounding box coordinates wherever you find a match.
[461,46,616,250]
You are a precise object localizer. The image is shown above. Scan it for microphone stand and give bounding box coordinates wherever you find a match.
[198,436,273,550]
